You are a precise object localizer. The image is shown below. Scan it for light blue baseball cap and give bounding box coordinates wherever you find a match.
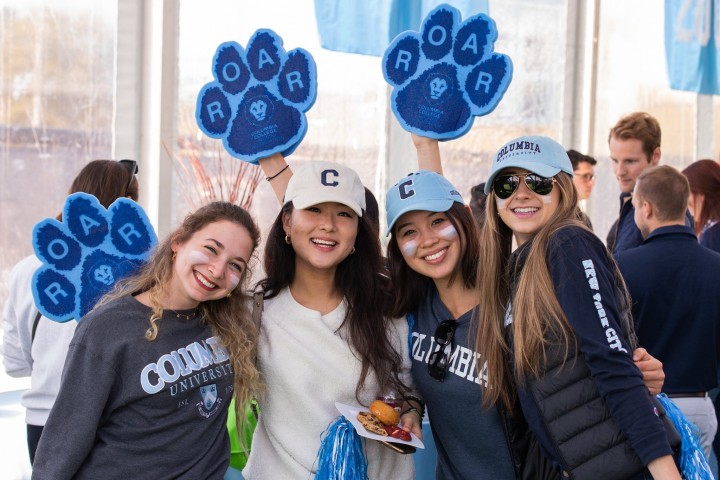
[484,135,574,194]
[385,170,464,236]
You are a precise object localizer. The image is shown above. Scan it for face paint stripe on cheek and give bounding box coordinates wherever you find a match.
[228,273,240,290]
[496,197,508,210]
[401,239,419,257]
[437,224,458,240]
[188,250,210,264]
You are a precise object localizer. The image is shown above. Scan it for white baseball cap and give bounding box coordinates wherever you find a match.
[284,161,366,216]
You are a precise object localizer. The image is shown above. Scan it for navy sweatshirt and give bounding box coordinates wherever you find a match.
[511,226,672,468]
[617,225,720,393]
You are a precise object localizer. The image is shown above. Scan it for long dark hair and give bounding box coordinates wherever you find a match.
[59,160,139,220]
[261,202,408,400]
[386,202,480,318]
[682,159,720,235]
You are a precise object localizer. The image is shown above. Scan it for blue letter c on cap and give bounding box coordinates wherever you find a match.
[399,180,415,199]
[321,169,339,187]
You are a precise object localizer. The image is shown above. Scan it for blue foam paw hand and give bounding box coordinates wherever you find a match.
[196,30,318,164]
[32,193,158,322]
[382,4,513,140]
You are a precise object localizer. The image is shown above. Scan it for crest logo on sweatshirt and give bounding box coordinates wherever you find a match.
[200,384,218,410]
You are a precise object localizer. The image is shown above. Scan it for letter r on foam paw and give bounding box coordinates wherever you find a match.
[382,4,513,140]
[196,30,318,164]
[32,193,157,322]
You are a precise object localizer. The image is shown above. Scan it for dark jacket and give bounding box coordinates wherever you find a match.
[617,225,720,394]
[505,227,674,479]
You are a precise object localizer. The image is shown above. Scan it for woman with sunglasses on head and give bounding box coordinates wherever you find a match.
[2,159,140,466]
[386,168,517,480]
[476,135,680,479]
[32,201,262,479]
[242,159,419,479]
[386,135,671,480]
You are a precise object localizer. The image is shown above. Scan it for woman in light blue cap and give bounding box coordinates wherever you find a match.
[385,135,671,480]
[476,135,681,480]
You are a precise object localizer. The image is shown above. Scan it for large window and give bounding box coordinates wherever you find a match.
[1,0,718,312]
[588,1,710,239]
[0,1,116,301]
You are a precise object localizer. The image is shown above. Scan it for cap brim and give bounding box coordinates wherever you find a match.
[291,192,363,217]
[484,162,563,195]
[385,198,456,236]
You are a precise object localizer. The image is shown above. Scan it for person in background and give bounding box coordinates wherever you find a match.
[477,135,680,479]
[469,182,488,231]
[567,149,597,202]
[364,186,381,236]
[616,165,720,459]
[2,159,139,465]
[567,149,597,230]
[32,201,262,479]
[606,112,662,254]
[682,158,720,461]
[682,159,720,252]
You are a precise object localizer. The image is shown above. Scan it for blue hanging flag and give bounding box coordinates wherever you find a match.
[314,0,489,56]
[664,0,719,95]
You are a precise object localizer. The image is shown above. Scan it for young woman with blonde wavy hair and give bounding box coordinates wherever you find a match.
[32,201,262,480]
[476,135,680,480]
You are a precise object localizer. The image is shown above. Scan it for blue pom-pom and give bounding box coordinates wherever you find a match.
[315,416,367,480]
[655,393,714,479]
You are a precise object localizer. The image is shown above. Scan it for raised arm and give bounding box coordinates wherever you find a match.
[258,153,292,205]
[411,134,442,174]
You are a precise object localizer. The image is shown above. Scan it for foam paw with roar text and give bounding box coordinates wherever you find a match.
[382,4,513,140]
[32,193,157,322]
[196,30,317,163]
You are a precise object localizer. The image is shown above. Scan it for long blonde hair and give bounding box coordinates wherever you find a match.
[477,172,586,411]
[99,202,263,435]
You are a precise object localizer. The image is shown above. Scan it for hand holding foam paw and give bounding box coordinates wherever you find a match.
[382,4,513,140]
[196,30,317,163]
[32,193,157,322]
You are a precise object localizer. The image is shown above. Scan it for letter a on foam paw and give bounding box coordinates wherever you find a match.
[31,193,157,322]
[382,4,513,140]
[196,30,318,164]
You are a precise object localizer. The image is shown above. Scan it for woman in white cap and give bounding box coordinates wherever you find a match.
[243,159,420,479]
[476,135,681,479]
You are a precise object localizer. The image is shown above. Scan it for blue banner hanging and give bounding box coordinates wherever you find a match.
[665,0,719,95]
[314,0,489,57]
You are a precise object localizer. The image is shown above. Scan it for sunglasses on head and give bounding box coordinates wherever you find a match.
[119,159,138,195]
[427,319,457,381]
[492,173,555,200]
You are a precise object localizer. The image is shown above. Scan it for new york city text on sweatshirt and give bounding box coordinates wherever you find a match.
[140,335,232,395]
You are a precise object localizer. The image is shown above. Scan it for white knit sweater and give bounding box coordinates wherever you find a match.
[243,287,415,479]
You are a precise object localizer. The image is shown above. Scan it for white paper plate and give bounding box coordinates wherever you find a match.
[335,402,425,449]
